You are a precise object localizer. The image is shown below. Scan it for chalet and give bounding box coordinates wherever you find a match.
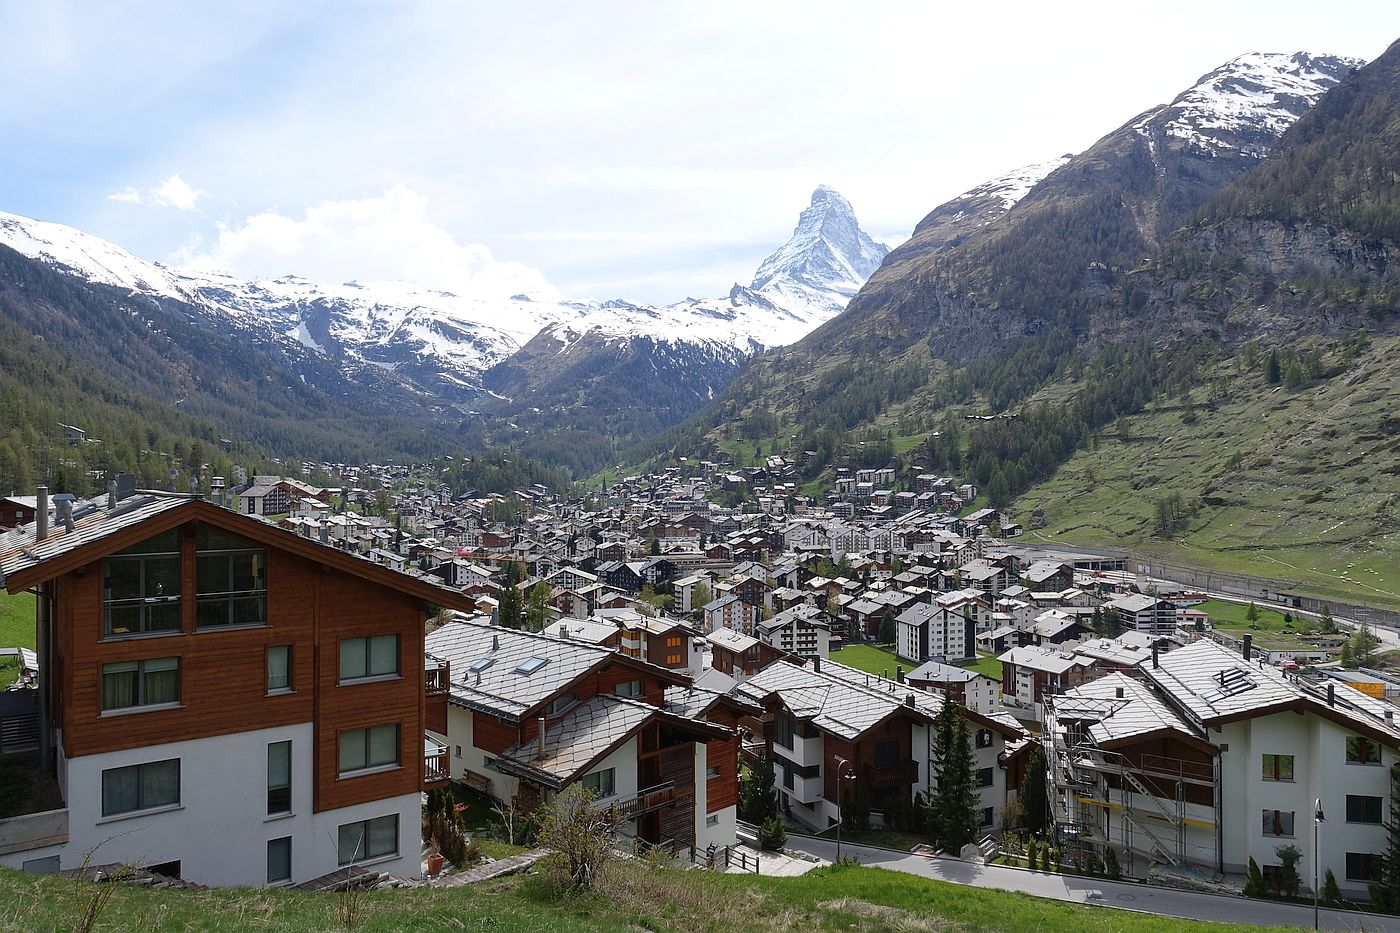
[1021,560,1075,592]
[905,660,1000,715]
[0,496,38,531]
[997,645,1097,716]
[0,487,473,886]
[705,629,785,680]
[424,620,735,852]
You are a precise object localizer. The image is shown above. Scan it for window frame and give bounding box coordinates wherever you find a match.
[614,679,644,698]
[1262,753,1294,782]
[546,693,578,717]
[337,723,401,776]
[976,767,995,788]
[1346,851,1383,882]
[267,740,292,815]
[266,645,292,694]
[1347,736,1383,766]
[336,814,398,865]
[100,758,181,818]
[1262,809,1295,837]
[338,634,400,683]
[101,656,181,712]
[267,836,292,884]
[775,715,795,750]
[194,527,267,630]
[581,767,616,799]
[102,531,182,638]
[1346,794,1384,825]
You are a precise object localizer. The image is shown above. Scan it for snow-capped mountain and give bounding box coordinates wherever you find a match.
[750,185,889,314]
[0,186,887,412]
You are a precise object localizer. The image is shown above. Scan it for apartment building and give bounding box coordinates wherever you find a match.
[1048,638,1400,897]
[756,604,831,661]
[0,488,471,886]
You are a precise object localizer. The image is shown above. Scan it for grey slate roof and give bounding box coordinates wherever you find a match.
[733,659,932,740]
[0,493,188,583]
[1054,672,1196,747]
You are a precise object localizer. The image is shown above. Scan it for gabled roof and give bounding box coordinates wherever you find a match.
[0,493,475,611]
[734,659,930,740]
[1054,673,1203,750]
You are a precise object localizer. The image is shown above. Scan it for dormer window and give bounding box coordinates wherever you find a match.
[103,530,181,636]
[546,693,577,717]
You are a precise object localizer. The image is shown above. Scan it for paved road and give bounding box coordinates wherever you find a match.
[785,834,1400,931]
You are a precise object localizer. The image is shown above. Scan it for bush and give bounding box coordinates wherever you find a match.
[1275,844,1302,898]
[1323,868,1343,907]
[1103,847,1121,880]
[537,787,612,894]
[1244,856,1266,898]
[1026,839,1039,871]
[759,816,787,852]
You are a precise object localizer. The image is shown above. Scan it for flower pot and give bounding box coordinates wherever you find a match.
[427,852,445,875]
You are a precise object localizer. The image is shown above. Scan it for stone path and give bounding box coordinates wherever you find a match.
[434,848,551,886]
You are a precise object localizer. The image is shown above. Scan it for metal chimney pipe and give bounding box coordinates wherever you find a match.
[1152,643,1160,669]
[35,486,48,540]
[537,716,547,756]
[1243,634,1253,662]
[106,479,118,510]
[1327,683,1335,706]
[319,523,330,545]
[211,476,225,509]
[897,665,905,684]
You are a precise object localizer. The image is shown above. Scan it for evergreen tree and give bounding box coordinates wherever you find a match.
[1371,762,1400,910]
[1244,856,1266,897]
[1320,604,1338,634]
[878,610,897,646]
[1266,349,1282,384]
[739,757,778,824]
[931,699,979,851]
[497,561,524,629]
[1022,746,1051,836]
[1323,868,1343,907]
[1245,601,1260,624]
[524,581,551,632]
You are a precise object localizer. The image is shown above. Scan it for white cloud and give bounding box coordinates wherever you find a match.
[175,185,558,301]
[106,174,203,210]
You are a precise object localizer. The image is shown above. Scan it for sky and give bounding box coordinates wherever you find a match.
[0,2,1395,305]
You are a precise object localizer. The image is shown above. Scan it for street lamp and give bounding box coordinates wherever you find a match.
[834,755,855,862]
[1314,797,1326,930]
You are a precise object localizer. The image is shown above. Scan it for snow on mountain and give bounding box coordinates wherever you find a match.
[0,210,195,300]
[1132,51,1363,157]
[749,185,889,314]
[964,156,1076,212]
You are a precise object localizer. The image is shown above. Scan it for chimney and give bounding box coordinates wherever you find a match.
[1115,686,1124,699]
[35,486,48,540]
[319,523,330,545]
[897,665,906,683]
[211,476,226,508]
[905,693,915,708]
[107,479,118,510]
[537,716,547,757]
[1152,643,1160,669]
[492,634,500,652]
[1327,683,1335,706]
[1387,710,1394,728]
[812,656,821,673]
[59,499,74,534]
[1242,634,1252,662]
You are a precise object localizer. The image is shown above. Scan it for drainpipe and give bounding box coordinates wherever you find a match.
[36,583,51,772]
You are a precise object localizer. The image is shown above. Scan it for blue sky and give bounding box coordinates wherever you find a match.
[1,1,1395,304]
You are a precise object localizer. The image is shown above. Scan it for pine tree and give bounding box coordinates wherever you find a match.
[739,757,778,824]
[1245,601,1260,624]
[1371,762,1400,910]
[497,561,524,629]
[1266,349,1282,384]
[878,610,897,646]
[1022,746,1051,837]
[931,699,979,852]
[1245,856,1266,897]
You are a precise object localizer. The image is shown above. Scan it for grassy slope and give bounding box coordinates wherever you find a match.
[831,643,901,674]
[0,590,35,648]
[0,861,1303,933]
[1014,337,1400,611]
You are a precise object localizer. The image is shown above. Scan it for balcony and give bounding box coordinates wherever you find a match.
[425,654,450,697]
[424,736,449,786]
[863,760,918,790]
[0,807,68,857]
[609,782,683,823]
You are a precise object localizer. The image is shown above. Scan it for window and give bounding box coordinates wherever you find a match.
[976,767,995,788]
[1347,852,1383,882]
[775,716,795,750]
[266,645,291,693]
[1347,736,1382,765]
[614,679,644,698]
[782,762,794,790]
[337,814,398,865]
[581,767,616,798]
[980,807,995,828]
[706,814,719,827]
[103,530,181,636]
[874,740,900,771]
[339,635,398,681]
[1262,754,1294,781]
[1262,810,1295,836]
[707,766,721,779]
[101,657,180,711]
[546,693,578,717]
[665,653,682,666]
[1347,795,1384,824]
[974,729,993,749]
[267,741,291,814]
[454,745,462,758]
[195,527,266,628]
[666,636,683,648]
[101,759,179,817]
[267,837,292,884]
[338,724,400,774]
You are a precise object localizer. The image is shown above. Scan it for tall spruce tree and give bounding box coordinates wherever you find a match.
[497,561,524,629]
[1371,762,1400,910]
[740,757,779,824]
[931,698,979,851]
[1022,746,1051,836]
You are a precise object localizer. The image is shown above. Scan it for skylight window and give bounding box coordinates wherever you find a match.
[514,656,550,676]
[468,657,495,674]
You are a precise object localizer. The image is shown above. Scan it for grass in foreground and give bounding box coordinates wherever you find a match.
[0,859,1306,932]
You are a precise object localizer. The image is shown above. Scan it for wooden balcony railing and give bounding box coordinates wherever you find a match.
[863,760,918,789]
[424,739,450,786]
[425,654,450,697]
[609,781,678,822]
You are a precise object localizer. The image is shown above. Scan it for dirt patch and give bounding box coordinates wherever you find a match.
[818,897,962,931]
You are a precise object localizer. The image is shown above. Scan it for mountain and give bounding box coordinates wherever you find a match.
[749,185,890,313]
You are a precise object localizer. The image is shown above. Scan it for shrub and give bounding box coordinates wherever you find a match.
[1026,838,1038,871]
[1244,856,1266,897]
[1323,868,1343,907]
[537,786,612,894]
[1275,844,1302,898]
[1104,847,1121,880]
[759,816,787,852]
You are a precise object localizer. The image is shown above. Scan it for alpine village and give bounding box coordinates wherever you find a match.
[1,16,1400,933]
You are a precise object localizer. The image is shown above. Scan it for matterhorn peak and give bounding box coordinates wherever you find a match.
[749,186,888,309]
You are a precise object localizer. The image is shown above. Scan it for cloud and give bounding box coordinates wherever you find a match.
[175,185,558,301]
[106,174,204,210]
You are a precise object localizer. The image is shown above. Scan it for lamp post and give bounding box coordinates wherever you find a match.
[1314,796,1326,930]
[834,755,850,862]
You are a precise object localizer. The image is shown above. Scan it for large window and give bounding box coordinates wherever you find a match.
[976,767,995,788]
[339,635,398,682]
[196,527,266,628]
[1262,809,1295,836]
[1347,795,1384,824]
[266,645,292,693]
[337,814,398,865]
[1347,736,1383,765]
[101,759,180,817]
[101,657,180,711]
[874,740,900,771]
[546,693,578,717]
[1347,852,1383,882]
[267,837,292,884]
[581,767,616,798]
[268,741,291,815]
[103,530,181,636]
[614,679,643,698]
[338,724,399,774]
[1262,754,1294,781]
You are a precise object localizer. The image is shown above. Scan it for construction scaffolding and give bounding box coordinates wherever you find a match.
[1047,704,1220,875]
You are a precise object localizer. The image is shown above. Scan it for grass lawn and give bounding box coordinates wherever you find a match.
[0,857,1307,932]
[830,643,905,675]
[957,653,1003,679]
[0,590,35,649]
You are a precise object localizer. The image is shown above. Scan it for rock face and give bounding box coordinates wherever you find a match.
[749,186,890,313]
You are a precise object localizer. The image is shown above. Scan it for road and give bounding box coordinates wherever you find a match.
[784,834,1400,931]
